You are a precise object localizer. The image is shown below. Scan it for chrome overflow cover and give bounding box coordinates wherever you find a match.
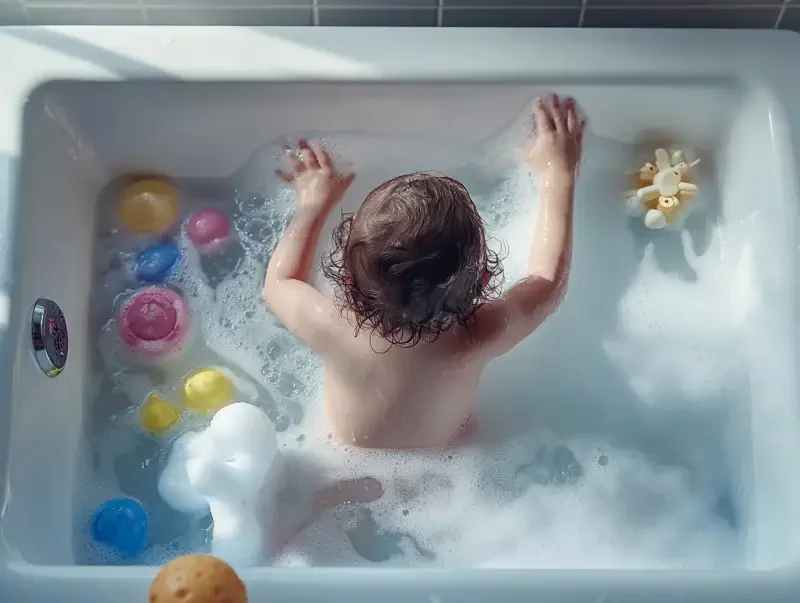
[31,298,68,377]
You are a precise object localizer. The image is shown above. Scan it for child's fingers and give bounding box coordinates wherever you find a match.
[298,139,319,169]
[535,97,555,133]
[341,173,356,189]
[566,98,577,134]
[302,148,319,169]
[316,146,334,170]
[275,169,294,183]
[285,148,305,173]
[549,94,566,132]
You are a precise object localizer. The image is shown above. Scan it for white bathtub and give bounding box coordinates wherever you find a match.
[2,26,800,602]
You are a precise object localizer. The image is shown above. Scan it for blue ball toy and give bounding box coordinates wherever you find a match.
[135,243,180,283]
[90,497,149,558]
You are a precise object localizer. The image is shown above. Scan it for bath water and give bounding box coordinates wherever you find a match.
[76,106,744,568]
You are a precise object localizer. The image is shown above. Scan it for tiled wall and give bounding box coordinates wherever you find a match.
[1,0,799,30]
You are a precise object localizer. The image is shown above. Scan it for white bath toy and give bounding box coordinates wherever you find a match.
[157,402,279,567]
[625,148,701,230]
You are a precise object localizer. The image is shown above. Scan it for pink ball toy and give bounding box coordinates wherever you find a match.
[185,208,233,255]
[118,287,190,359]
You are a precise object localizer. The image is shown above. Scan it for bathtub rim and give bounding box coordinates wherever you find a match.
[4,26,800,599]
[5,562,800,602]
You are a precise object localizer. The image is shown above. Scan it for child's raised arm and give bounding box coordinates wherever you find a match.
[264,140,355,352]
[472,95,584,358]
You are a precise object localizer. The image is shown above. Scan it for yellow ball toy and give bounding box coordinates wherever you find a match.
[118,177,179,235]
[139,392,180,435]
[183,368,234,414]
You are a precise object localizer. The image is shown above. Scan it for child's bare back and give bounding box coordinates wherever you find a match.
[320,319,483,448]
[265,94,585,450]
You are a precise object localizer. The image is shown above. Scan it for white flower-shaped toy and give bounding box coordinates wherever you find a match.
[625,148,700,229]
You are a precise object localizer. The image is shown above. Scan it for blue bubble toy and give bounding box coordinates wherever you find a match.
[134,243,180,283]
[90,497,150,558]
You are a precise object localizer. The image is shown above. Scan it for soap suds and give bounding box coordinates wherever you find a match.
[76,107,744,568]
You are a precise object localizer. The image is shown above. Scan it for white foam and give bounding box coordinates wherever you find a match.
[158,402,279,567]
[604,227,746,407]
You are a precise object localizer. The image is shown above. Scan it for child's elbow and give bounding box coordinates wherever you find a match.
[515,272,568,319]
[542,266,570,314]
[546,277,568,315]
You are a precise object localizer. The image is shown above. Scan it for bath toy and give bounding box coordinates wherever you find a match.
[134,243,180,283]
[149,554,248,603]
[157,403,279,567]
[139,392,180,435]
[625,148,701,230]
[185,209,233,255]
[118,286,191,360]
[118,178,179,236]
[182,367,234,414]
[90,497,149,558]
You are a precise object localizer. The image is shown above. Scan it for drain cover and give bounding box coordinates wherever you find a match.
[31,298,68,377]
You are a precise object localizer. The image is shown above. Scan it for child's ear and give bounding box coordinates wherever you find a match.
[481,270,491,288]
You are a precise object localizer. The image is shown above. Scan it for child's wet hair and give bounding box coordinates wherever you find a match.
[322,172,503,347]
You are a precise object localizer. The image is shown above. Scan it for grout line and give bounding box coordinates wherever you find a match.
[312,0,319,26]
[16,0,31,24]
[578,0,589,27]
[775,0,791,27]
[137,0,148,25]
[436,0,443,27]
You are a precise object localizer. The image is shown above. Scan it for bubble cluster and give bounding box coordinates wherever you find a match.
[77,116,742,569]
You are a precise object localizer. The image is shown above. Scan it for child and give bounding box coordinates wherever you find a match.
[265,94,584,449]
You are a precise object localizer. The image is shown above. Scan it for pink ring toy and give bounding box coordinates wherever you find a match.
[118,287,190,359]
[185,208,233,255]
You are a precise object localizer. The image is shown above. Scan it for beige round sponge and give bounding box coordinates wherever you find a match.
[149,554,247,603]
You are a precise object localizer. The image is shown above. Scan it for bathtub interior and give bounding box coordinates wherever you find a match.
[2,80,800,570]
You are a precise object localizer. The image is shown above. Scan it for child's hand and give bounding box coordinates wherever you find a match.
[277,140,355,212]
[526,94,585,179]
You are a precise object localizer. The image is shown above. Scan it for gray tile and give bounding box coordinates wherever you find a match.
[442,7,579,27]
[583,7,780,28]
[589,0,781,5]
[143,0,310,5]
[0,2,26,25]
[27,0,138,5]
[146,7,312,24]
[29,6,144,25]
[319,0,435,5]
[779,7,800,30]
[444,0,580,6]
[318,7,437,25]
